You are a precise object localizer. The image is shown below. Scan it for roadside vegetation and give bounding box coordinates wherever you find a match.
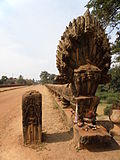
[96,83,120,116]
[39,71,56,84]
[87,0,120,116]
[0,75,39,86]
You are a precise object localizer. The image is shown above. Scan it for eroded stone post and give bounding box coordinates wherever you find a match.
[22,90,42,145]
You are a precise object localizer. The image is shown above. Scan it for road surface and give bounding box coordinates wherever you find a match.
[0,85,120,160]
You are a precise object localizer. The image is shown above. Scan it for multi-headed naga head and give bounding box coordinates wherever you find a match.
[56,10,111,97]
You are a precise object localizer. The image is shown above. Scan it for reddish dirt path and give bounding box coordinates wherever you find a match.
[0,85,120,160]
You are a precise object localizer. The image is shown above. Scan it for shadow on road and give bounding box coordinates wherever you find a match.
[86,138,120,152]
[43,129,73,143]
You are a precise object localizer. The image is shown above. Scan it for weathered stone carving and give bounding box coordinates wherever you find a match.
[56,9,111,125]
[56,10,111,83]
[109,107,120,137]
[47,10,112,148]
[22,90,42,145]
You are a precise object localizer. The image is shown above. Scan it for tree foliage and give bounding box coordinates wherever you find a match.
[17,75,25,85]
[40,71,56,84]
[0,76,8,84]
[86,0,120,30]
[111,31,120,63]
[0,75,36,85]
[40,71,50,84]
[86,1,120,90]
[109,66,120,91]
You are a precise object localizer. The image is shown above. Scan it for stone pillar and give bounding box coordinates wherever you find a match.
[22,90,42,145]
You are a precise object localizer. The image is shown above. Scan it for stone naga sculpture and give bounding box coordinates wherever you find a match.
[56,10,111,126]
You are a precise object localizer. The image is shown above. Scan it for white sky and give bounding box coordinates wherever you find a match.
[0,0,116,80]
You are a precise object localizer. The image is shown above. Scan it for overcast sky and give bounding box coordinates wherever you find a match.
[0,0,89,80]
[0,0,116,80]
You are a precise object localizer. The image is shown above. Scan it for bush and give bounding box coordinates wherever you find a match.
[106,97,119,104]
[104,104,113,115]
[96,91,108,100]
[96,89,120,103]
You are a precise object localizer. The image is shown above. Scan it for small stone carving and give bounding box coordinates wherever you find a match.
[22,90,42,145]
[109,109,120,124]
[110,124,120,137]
[109,108,120,137]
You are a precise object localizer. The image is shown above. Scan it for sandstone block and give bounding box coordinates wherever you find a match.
[22,90,42,145]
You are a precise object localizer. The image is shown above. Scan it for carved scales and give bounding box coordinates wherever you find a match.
[56,10,111,123]
[56,10,111,86]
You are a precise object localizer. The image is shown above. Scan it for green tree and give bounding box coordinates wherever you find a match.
[109,66,120,91]
[40,71,56,84]
[0,79,2,84]
[40,71,50,84]
[17,75,26,85]
[1,76,8,84]
[6,77,16,84]
[112,32,120,53]
[25,79,35,85]
[86,0,120,62]
[111,31,120,63]
[49,74,56,84]
[86,0,120,30]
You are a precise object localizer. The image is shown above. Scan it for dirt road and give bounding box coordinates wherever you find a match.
[0,85,120,160]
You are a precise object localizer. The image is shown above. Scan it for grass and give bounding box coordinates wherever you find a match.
[53,101,59,109]
[96,89,120,116]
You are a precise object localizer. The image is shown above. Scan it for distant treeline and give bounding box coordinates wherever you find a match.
[0,75,39,86]
[0,84,24,88]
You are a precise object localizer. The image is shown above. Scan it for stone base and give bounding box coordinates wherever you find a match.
[110,124,120,137]
[73,124,112,149]
[74,96,99,119]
